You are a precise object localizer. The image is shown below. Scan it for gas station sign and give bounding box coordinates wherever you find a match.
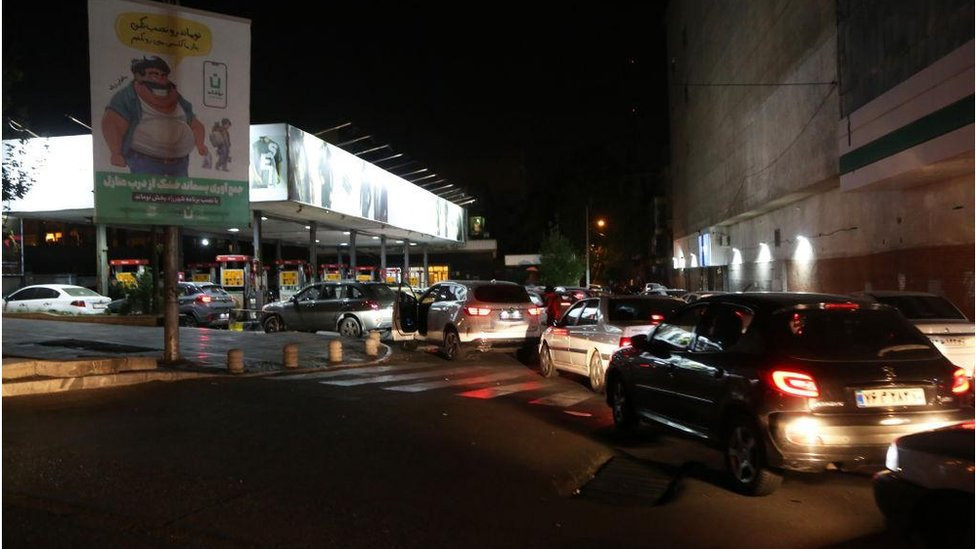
[221,269,244,288]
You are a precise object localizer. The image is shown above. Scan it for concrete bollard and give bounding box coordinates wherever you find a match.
[227,348,244,374]
[364,337,378,357]
[368,331,381,342]
[283,343,299,369]
[329,340,342,363]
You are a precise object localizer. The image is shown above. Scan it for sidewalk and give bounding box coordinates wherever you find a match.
[1,317,391,396]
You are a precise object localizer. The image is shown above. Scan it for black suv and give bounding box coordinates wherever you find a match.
[606,293,973,496]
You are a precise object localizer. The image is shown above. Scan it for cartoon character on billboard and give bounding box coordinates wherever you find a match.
[101,56,209,177]
[210,118,232,171]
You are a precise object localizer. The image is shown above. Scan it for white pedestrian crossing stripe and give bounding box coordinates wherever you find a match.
[384,370,531,392]
[274,364,430,381]
[321,365,493,387]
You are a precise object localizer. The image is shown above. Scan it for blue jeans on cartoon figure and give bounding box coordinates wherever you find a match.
[125,150,190,177]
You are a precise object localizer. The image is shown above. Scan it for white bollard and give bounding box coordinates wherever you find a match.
[329,340,342,363]
[283,343,299,369]
[364,338,378,357]
[227,349,244,374]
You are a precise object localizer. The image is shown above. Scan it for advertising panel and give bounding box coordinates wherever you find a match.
[249,123,288,201]
[88,0,251,227]
[286,126,464,241]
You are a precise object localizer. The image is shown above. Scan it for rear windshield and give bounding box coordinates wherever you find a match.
[608,298,682,322]
[201,286,229,296]
[874,295,967,321]
[770,308,940,360]
[363,284,396,301]
[474,284,530,304]
[62,287,101,297]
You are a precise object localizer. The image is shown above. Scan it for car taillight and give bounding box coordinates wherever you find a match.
[526,307,541,316]
[770,370,820,398]
[365,299,379,310]
[951,367,970,394]
[573,292,585,300]
[70,300,87,307]
[465,306,491,316]
[196,295,213,304]
[824,302,859,310]
[550,328,568,336]
[618,336,632,347]
[650,314,665,325]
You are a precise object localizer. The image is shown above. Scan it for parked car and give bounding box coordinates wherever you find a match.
[873,420,974,546]
[526,290,550,326]
[393,280,542,360]
[546,286,592,324]
[539,294,685,392]
[178,282,235,328]
[852,291,975,378]
[2,284,111,315]
[261,281,397,337]
[681,290,729,303]
[605,292,974,496]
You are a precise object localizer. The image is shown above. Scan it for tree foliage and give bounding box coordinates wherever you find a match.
[538,227,584,287]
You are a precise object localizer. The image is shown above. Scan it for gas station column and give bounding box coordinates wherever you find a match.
[349,230,357,271]
[308,222,317,282]
[423,245,429,288]
[96,223,109,297]
[380,235,387,277]
[403,239,410,282]
[252,210,264,309]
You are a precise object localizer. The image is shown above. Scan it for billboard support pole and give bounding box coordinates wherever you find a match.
[163,225,180,363]
[96,223,109,297]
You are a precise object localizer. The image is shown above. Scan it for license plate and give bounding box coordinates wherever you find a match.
[932,337,966,347]
[855,388,926,408]
[499,310,522,321]
[93,303,107,309]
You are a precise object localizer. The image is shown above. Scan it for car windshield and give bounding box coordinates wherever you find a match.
[473,284,530,303]
[874,295,967,321]
[770,307,940,360]
[62,287,101,297]
[608,298,681,322]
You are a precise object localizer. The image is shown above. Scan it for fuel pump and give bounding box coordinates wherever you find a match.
[109,259,148,288]
[216,254,254,309]
[382,267,401,284]
[275,259,309,301]
[354,266,375,282]
[320,263,346,281]
[186,262,218,283]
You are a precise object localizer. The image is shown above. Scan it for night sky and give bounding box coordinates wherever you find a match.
[3,1,670,255]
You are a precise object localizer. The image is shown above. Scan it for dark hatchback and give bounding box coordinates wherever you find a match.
[605,293,973,496]
[178,282,235,327]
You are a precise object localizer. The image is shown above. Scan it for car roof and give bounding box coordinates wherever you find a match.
[695,291,867,310]
[851,290,943,298]
[446,280,522,288]
[19,284,87,290]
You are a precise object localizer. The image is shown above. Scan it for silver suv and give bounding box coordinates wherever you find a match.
[393,280,543,360]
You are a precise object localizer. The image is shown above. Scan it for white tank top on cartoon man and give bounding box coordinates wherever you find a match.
[131,99,197,159]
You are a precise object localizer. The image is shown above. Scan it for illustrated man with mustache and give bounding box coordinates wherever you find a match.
[102,56,208,177]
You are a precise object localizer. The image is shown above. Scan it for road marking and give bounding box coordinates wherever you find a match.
[529,391,595,408]
[321,366,493,387]
[457,380,547,399]
[273,364,431,381]
[384,370,531,392]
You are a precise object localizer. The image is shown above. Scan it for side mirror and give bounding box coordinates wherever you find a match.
[630,334,650,349]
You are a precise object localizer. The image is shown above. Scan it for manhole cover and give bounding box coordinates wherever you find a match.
[36,339,158,354]
[577,456,674,506]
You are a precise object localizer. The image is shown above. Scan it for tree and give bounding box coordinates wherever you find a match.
[538,226,584,287]
[2,63,39,204]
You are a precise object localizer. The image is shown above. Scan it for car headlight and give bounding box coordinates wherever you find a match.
[885,442,899,472]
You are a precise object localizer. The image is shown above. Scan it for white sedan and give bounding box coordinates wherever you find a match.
[2,284,112,315]
[538,294,684,392]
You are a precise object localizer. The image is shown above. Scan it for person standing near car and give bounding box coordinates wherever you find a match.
[543,286,561,326]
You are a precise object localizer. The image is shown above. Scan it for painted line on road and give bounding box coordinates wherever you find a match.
[273,364,434,381]
[321,366,494,387]
[457,380,548,399]
[529,391,595,408]
[384,370,531,393]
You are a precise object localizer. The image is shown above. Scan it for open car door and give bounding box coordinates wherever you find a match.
[391,283,419,342]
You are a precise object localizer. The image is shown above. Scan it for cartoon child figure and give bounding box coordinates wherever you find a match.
[101,56,208,177]
[210,118,232,171]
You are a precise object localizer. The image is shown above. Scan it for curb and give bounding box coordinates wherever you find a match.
[1,343,393,397]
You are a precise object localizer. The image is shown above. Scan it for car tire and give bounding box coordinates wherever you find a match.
[184,314,198,328]
[442,329,466,361]
[539,343,557,377]
[588,351,606,393]
[724,414,783,496]
[609,375,638,432]
[338,316,363,338]
[263,314,284,333]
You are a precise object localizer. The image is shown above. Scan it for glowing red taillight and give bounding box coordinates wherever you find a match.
[618,336,632,347]
[951,368,970,394]
[70,300,87,307]
[196,295,213,304]
[550,328,568,336]
[526,307,541,316]
[824,302,859,311]
[573,292,585,300]
[365,299,379,311]
[770,370,820,398]
[465,306,491,316]
[650,314,665,325]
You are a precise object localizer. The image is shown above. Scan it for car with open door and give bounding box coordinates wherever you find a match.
[262,281,396,337]
[392,280,543,360]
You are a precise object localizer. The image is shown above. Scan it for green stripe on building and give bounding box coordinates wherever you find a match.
[840,95,974,174]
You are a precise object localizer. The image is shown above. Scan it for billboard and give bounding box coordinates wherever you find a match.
[277,126,464,241]
[88,0,251,227]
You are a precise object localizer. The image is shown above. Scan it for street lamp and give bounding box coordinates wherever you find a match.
[585,206,606,287]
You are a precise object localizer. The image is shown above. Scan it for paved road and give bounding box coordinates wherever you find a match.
[3,342,913,547]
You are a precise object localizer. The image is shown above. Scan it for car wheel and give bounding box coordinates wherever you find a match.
[442,329,465,361]
[263,314,284,333]
[338,316,363,338]
[609,376,638,432]
[724,415,782,496]
[184,314,198,328]
[539,344,557,377]
[588,351,606,393]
